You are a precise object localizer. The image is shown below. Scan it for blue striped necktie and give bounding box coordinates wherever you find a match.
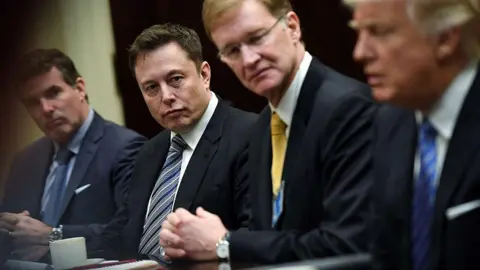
[412,118,437,270]
[42,148,73,226]
[139,135,188,255]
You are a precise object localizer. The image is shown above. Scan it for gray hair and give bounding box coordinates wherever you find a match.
[345,0,480,58]
[407,0,479,58]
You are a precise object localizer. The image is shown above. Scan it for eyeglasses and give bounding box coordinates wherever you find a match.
[217,15,285,62]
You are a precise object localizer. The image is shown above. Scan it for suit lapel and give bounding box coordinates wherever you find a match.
[58,114,103,218]
[250,109,273,229]
[277,59,323,229]
[29,139,54,218]
[282,59,322,185]
[431,67,480,269]
[384,109,416,221]
[381,108,417,269]
[173,102,228,210]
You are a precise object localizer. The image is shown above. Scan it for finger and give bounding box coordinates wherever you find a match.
[159,237,169,247]
[0,213,19,225]
[166,213,182,227]
[20,210,30,216]
[14,245,48,261]
[196,207,216,219]
[164,247,186,259]
[11,231,37,246]
[161,220,176,232]
[0,220,15,231]
[159,229,183,247]
[176,208,198,222]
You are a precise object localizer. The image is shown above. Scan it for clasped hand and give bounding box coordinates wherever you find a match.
[0,211,52,261]
[159,207,228,261]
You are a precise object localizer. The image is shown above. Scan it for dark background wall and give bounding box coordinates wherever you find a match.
[0,1,39,199]
[109,0,364,138]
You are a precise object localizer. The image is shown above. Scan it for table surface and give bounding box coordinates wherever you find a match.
[153,254,372,270]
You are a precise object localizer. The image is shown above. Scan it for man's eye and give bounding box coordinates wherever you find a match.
[248,34,264,45]
[368,25,393,37]
[146,84,157,91]
[46,88,61,99]
[225,46,240,57]
[169,76,184,87]
[171,76,182,82]
[144,84,159,95]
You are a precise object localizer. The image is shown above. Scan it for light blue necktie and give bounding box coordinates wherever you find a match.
[412,118,437,270]
[42,148,73,227]
[139,135,187,255]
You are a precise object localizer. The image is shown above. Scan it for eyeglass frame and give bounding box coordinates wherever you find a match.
[217,14,287,62]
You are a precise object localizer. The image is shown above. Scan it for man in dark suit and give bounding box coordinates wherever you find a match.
[0,49,146,261]
[91,23,256,259]
[349,0,480,269]
[159,0,376,264]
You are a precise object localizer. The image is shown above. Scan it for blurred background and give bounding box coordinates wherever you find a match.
[0,0,363,199]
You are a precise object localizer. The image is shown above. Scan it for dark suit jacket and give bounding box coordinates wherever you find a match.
[93,101,257,259]
[229,58,376,263]
[372,66,480,270]
[0,112,146,242]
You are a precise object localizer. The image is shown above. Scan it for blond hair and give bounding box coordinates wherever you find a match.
[202,0,293,38]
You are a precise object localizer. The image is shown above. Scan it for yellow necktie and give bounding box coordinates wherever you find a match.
[271,112,287,196]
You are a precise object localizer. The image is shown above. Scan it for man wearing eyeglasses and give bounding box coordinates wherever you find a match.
[159,0,376,264]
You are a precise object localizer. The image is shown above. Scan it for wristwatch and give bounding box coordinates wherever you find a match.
[49,225,63,242]
[216,231,231,261]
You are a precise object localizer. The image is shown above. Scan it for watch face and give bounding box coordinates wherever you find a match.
[217,244,229,259]
[50,230,62,241]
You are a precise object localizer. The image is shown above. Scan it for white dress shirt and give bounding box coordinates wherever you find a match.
[269,51,313,139]
[144,92,218,219]
[414,61,478,186]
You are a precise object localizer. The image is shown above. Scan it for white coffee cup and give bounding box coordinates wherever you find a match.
[49,237,87,269]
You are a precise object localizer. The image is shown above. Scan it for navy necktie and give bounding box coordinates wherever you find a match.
[412,118,437,270]
[42,148,73,227]
[139,135,188,255]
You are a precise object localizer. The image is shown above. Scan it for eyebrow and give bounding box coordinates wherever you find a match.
[140,80,157,88]
[22,85,61,102]
[166,69,184,77]
[348,19,380,30]
[43,85,62,94]
[140,69,185,86]
[221,27,268,50]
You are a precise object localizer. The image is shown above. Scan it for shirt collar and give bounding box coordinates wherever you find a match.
[54,107,95,155]
[416,60,478,139]
[269,51,313,126]
[171,92,218,150]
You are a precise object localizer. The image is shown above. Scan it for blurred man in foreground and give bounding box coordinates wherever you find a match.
[347,0,480,269]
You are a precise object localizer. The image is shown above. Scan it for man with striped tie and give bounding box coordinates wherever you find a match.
[91,23,257,260]
[347,0,480,269]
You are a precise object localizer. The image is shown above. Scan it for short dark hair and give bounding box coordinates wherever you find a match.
[18,48,81,86]
[128,23,204,76]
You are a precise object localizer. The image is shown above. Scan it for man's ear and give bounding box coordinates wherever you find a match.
[285,11,302,44]
[200,61,211,91]
[434,26,462,60]
[74,77,87,102]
